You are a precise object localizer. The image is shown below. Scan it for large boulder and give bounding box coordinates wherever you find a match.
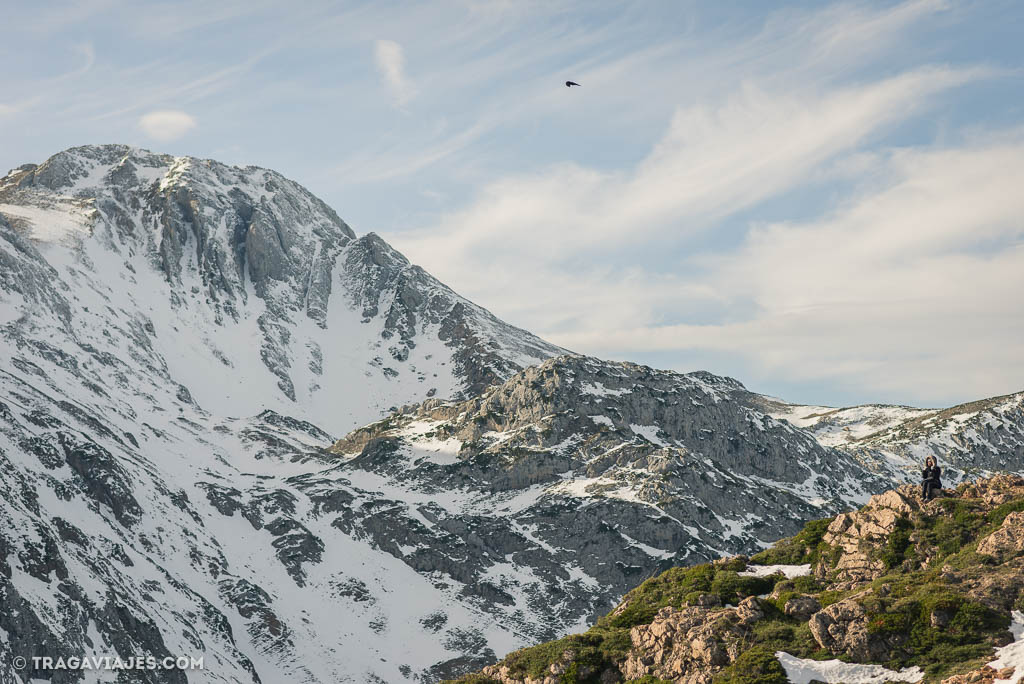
[977,511,1024,562]
[808,595,904,662]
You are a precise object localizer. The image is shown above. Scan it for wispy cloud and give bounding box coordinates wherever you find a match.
[138,110,197,141]
[396,65,982,268]
[374,39,415,107]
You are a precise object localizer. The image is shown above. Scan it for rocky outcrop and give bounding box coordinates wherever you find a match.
[977,511,1024,561]
[807,593,907,661]
[820,486,921,583]
[783,594,820,620]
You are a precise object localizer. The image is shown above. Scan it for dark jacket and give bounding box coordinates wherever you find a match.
[922,465,942,486]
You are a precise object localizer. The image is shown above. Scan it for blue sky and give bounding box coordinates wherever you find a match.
[2,0,1023,408]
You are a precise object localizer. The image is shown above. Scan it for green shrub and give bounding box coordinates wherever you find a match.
[717,556,748,572]
[446,676,500,684]
[948,600,1010,635]
[792,575,822,593]
[710,571,778,605]
[817,590,845,608]
[499,627,631,681]
[880,515,914,569]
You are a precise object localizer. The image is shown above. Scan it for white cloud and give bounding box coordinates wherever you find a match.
[137,110,198,141]
[374,39,415,107]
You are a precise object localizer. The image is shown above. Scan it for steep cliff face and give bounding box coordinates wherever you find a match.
[451,475,1024,684]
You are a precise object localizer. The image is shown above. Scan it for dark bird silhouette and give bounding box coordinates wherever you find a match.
[565,81,581,87]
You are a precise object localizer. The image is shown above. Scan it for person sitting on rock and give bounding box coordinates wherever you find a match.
[921,456,942,500]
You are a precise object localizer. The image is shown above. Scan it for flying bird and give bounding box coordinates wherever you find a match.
[565,80,580,87]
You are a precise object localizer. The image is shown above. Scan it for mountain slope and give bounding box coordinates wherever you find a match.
[317,354,894,674]
[451,475,1024,684]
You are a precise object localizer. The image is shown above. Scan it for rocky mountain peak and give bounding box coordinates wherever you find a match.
[0,144,562,427]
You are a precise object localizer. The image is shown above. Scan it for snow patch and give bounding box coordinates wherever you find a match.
[740,564,811,578]
[630,424,667,446]
[0,201,94,244]
[990,610,1024,684]
[776,652,924,683]
[580,382,629,397]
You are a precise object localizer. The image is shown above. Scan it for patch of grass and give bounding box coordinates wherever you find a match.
[858,578,1011,677]
[600,564,716,629]
[711,647,788,684]
[914,499,989,562]
[750,517,834,566]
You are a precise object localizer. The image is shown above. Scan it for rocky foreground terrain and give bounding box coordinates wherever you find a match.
[451,474,1024,684]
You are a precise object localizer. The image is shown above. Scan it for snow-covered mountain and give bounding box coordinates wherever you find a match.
[0,144,561,430]
[1,144,1021,683]
[0,144,564,684]
[762,392,1024,479]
